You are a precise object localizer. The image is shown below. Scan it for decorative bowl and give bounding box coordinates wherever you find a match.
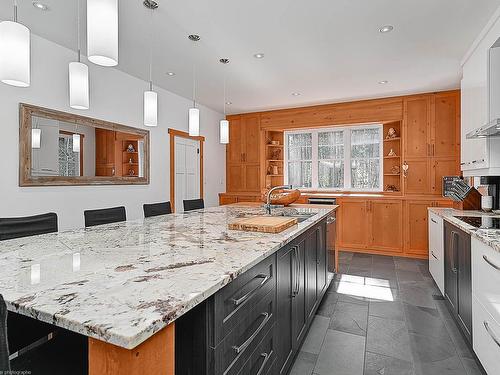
[261,188,301,206]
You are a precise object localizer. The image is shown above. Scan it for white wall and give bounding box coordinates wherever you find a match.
[0,35,226,230]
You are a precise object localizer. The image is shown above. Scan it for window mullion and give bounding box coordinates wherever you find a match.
[312,131,319,190]
[344,129,351,190]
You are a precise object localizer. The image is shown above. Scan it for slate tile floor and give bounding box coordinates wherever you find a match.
[289,251,485,375]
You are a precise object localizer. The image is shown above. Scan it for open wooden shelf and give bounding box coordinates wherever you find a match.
[383,137,401,142]
[266,144,284,147]
[383,156,400,159]
[267,174,284,177]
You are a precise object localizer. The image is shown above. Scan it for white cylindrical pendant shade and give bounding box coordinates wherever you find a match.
[0,21,30,87]
[32,128,41,149]
[73,134,81,153]
[87,0,118,67]
[219,119,229,144]
[69,62,89,110]
[189,108,200,136]
[144,90,158,127]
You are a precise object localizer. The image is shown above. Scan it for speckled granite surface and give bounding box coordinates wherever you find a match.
[429,208,500,253]
[0,205,333,349]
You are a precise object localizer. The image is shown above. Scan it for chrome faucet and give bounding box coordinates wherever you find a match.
[264,185,293,215]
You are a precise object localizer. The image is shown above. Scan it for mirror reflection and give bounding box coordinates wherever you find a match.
[31,116,146,178]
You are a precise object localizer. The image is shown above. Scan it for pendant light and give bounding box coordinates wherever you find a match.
[69,0,89,110]
[219,59,230,144]
[188,35,200,137]
[32,129,41,149]
[0,0,30,87]
[73,134,81,153]
[87,0,118,67]
[143,0,158,127]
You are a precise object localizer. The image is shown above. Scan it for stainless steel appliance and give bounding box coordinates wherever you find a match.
[307,198,337,272]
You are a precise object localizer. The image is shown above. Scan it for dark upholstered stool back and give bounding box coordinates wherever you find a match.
[0,295,10,371]
[84,206,126,228]
[0,213,58,241]
[143,202,172,218]
[183,199,205,212]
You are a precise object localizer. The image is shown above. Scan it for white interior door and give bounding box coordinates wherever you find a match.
[174,136,200,212]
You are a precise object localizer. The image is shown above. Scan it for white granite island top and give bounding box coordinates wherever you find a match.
[428,208,500,253]
[0,205,333,349]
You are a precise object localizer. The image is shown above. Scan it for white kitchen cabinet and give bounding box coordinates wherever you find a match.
[428,211,444,294]
[461,13,500,176]
[471,238,500,325]
[473,295,500,375]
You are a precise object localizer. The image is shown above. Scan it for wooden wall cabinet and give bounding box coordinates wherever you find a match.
[403,92,459,195]
[226,114,262,192]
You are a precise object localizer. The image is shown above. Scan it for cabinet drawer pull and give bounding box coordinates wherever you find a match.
[431,218,438,224]
[484,321,500,348]
[483,255,500,271]
[231,274,271,306]
[232,312,272,354]
[431,251,438,260]
[255,350,273,375]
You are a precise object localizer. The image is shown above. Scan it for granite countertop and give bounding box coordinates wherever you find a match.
[0,205,332,349]
[428,208,500,252]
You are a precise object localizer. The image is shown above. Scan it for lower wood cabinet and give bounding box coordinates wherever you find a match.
[176,219,328,375]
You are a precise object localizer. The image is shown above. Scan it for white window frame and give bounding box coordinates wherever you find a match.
[284,123,383,192]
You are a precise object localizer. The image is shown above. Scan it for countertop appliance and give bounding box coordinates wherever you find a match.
[455,216,500,230]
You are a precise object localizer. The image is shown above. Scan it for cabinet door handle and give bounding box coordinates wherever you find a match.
[232,312,272,354]
[255,350,273,375]
[431,251,438,260]
[294,246,300,296]
[451,231,458,273]
[291,246,297,297]
[427,144,430,156]
[432,144,435,156]
[431,218,437,224]
[483,255,500,271]
[231,274,271,306]
[484,321,500,348]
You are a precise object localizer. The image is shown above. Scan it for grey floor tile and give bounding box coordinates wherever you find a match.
[289,351,318,375]
[408,332,459,367]
[404,304,451,340]
[370,300,405,321]
[460,357,484,375]
[350,257,373,269]
[399,283,437,309]
[330,301,368,336]
[366,316,412,361]
[316,291,338,317]
[370,267,398,281]
[314,329,365,375]
[349,267,372,277]
[364,351,414,375]
[441,315,475,360]
[301,316,330,354]
[394,259,422,272]
[339,251,354,262]
[413,355,467,375]
[397,269,424,283]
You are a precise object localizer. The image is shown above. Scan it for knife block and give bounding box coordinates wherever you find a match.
[453,187,482,211]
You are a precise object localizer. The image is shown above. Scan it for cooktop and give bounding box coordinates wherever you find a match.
[455,216,500,230]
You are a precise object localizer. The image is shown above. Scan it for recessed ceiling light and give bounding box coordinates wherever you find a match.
[254,53,265,59]
[166,72,175,76]
[378,80,389,84]
[188,34,201,42]
[379,25,394,33]
[219,58,230,64]
[33,1,49,10]
[292,92,301,96]
[225,101,232,105]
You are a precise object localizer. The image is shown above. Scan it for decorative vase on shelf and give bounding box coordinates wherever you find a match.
[127,144,136,153]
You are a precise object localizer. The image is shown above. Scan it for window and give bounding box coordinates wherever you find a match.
[285,124,383,191]
[58,134,81,177]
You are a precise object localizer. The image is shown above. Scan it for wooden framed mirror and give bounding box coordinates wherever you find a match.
[19,103,150,186]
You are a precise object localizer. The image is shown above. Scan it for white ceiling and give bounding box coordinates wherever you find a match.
[1,0,499,114]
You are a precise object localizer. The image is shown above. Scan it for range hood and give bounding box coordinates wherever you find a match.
[466,118,500,139]
[467,37,500,139]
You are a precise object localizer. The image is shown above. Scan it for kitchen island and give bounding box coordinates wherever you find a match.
[0,205,334,374]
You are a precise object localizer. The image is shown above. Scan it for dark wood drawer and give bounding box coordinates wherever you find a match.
[212,289,275,375]
[212,255,276,345]
[236,325,276,375]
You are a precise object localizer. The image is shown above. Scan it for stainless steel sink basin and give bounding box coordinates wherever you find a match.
[274,212,315,223]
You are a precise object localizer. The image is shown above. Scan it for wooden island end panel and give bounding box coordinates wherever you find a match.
[89,323,175,375]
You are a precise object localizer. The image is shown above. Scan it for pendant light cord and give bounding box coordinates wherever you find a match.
[13,0,17,22]
[77,0,81,62]
[148,8,153,91]
[223,72,226,116]
[192,63,196,108]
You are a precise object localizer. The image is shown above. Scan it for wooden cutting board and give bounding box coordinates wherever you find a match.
[228,216,298,233]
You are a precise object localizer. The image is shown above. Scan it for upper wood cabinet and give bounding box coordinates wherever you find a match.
[432,92,459,158]
[226,114,262,192]
[404,96,431,158]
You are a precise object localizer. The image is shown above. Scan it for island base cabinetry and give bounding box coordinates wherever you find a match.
[175,219,328,375]
[88,323,175,375]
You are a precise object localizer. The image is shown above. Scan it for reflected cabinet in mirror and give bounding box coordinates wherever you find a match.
[19,103,150,186]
